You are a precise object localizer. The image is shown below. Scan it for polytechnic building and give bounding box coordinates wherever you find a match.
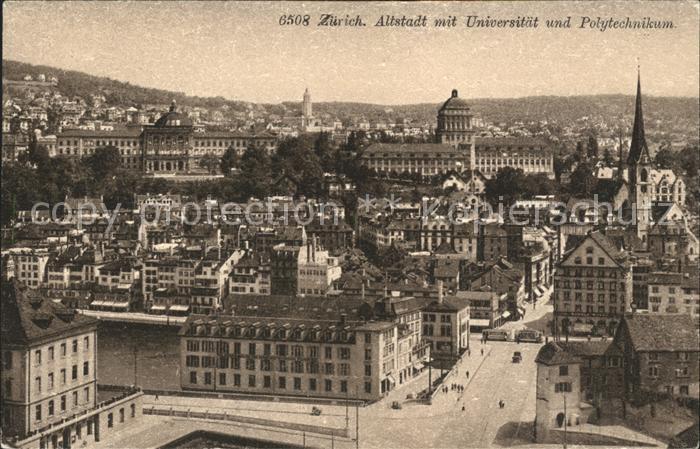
[361,89,554,179]
[55,101,277,175]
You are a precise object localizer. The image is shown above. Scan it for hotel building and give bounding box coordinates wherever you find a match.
[179,296,430,402]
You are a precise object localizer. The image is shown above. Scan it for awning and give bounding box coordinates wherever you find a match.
[90,300,106,307]
[470,319,491,327]
[170,304,190,312]
[150,305,167,311]
[413,362,424,370]
[112,302,129,309]
[501,311,511,319]
[572,323,594,333]
[386,374,396,385]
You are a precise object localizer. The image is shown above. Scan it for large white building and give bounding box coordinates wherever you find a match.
[361,90,554,180]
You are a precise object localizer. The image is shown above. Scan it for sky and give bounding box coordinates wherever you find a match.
[3,1,699,104]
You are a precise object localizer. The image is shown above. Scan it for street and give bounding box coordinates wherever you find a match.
[360,340,540,449]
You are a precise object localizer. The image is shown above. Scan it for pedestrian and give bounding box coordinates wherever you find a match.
[480,348,484,356]
[468,349,471,357]
[462,406,465,412]
[155,394,159,401]
[466,370,470,379]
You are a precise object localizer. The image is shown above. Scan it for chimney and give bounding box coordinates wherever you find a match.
[438,280,444,304]
[361,282,366,301]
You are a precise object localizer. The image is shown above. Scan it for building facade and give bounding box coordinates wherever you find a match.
[178,313,422,402]
[553,231,632,337]
[1,282,97,439]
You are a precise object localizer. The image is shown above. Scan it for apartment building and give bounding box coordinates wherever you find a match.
[1,282,98,439]
[5,247,50,288]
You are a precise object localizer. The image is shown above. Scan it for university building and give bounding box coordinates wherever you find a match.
[361,89,554,179]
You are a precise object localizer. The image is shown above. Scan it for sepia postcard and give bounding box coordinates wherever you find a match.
[1,1,699,449]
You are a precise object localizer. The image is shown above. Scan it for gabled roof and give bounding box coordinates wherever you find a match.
[535,342,581,365]
[620,314,699,352]
[562,230,628,267]
[536,341,619,365]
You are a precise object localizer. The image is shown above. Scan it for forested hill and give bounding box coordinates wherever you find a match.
[4,59,699,129]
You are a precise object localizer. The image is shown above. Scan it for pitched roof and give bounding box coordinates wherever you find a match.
[589,230,627,262]
[535,342,581,365]
[424,296,471,312]
[363,143,459,155]
[621,315,699,352]
[473,136,549,149]
[1,280,98,347]
[647,271,683,285]
[536,341,618,365]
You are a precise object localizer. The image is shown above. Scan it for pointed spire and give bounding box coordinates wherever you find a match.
[627,67,649,165]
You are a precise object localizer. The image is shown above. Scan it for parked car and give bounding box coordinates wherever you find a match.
[311,406,322,416]
[512,351,522,363]
[391,401,402,410]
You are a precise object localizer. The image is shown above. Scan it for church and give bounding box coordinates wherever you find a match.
[615,72,695,252]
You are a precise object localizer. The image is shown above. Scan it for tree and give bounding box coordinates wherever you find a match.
[199,154,220,174]
[273,136,325,197]
[220,146,238,175]
[484,167,526,206]
[654,147,675,170]
[602,147,614,166]
[587,135,599,159]
[18,140,50,169]
[568,160,597,198]
[84,146,121,180]
[235,146,273,200]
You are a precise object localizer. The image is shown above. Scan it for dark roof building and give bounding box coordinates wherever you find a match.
[1,280,98,347]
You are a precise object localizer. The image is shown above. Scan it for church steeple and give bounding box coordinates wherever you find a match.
[626,67,653,246]
[627,68,649,165]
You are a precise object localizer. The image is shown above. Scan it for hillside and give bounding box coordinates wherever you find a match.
[3,59,699,133]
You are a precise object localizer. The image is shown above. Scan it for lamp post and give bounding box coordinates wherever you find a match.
[355,386,360,449]
[563,394,567,449]
[427,350,432,395]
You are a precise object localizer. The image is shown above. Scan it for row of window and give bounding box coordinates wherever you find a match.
[186,341,352,359]
[558,292,623,303]
[189,371,372,394]
[34,387,90,422]
[31,337,90,366]
[33,362,90,394]
[557,280,624,291]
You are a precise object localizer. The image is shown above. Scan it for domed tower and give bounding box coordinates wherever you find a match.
[143,100,194,174]
[436,89,476,172]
